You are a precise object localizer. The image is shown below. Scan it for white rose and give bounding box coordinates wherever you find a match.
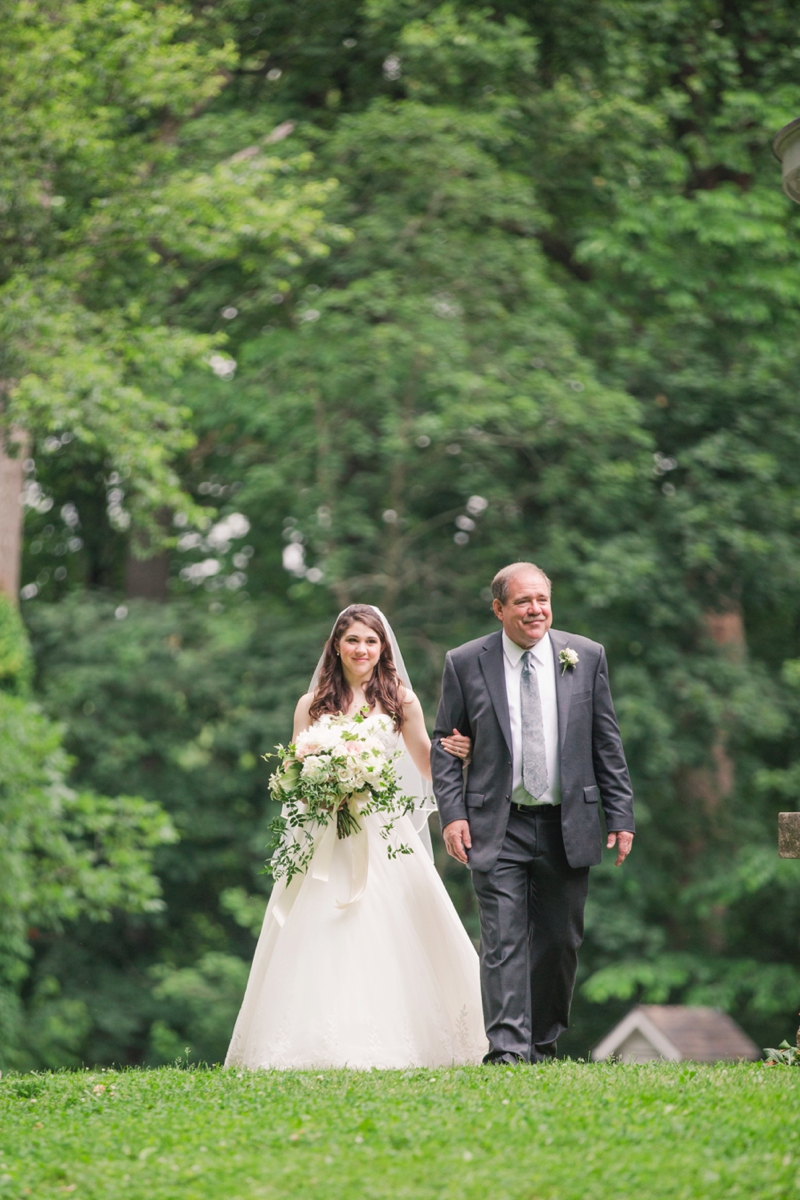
[301,755,327,781]
[297,719,348,756]
[295,730,324,758]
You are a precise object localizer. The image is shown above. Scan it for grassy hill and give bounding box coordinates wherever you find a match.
[1,1061,797,1199]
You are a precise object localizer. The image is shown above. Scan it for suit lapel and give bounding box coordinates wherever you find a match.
[479,632,512,755]
[549,629,575,753]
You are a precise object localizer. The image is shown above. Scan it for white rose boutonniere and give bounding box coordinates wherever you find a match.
[558,647,579,676]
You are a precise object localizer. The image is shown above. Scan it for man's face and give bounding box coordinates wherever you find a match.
[492,570,552,647]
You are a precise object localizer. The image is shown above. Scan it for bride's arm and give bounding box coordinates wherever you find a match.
[400,692,433,781]
[292,693,314,739]
[401,691,472,780]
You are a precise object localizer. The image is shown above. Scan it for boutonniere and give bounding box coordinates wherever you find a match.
[558,647,579,676]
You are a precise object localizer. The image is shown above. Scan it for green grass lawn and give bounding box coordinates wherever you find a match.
[1,1061,798,1199]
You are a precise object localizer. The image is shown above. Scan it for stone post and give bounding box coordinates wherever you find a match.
[0,427,28,603]
[778,812,800,1048]
[769,120,800,1049]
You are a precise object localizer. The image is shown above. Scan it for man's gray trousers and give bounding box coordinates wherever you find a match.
[471,804,589,1063]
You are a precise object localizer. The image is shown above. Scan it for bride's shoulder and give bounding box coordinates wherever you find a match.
[293,692,315,734]
[398,683,420,708]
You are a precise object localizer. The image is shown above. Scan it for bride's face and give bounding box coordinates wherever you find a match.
[337,621,382,683]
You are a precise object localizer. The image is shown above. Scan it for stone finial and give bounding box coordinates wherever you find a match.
[774,118,800,204]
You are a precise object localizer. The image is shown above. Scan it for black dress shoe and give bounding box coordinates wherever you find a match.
[483,1051,526,1066]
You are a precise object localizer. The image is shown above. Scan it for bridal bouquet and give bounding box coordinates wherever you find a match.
[265,710,417,885]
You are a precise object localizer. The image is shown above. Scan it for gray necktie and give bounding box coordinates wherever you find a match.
[521,650,548,799]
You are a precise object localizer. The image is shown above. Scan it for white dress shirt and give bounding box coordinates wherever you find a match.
[502,630,561,806]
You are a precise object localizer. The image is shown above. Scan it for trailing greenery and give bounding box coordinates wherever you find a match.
[7,0,800,1067]
[266,711,417,885]
[0,1063,798,1199]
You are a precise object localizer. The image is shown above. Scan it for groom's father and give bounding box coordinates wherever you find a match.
[431,562,635,1064]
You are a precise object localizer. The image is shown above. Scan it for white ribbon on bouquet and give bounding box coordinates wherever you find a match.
[271,812,370,927]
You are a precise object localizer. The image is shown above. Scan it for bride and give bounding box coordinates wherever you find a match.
[225,604,488,1069]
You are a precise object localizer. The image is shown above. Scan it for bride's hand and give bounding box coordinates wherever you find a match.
[440,729,471,760]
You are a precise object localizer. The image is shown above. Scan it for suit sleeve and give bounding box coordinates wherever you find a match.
[591,647,635,834]
[430,652,471,828]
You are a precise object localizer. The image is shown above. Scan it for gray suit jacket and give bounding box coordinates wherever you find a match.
[431,628,635,872]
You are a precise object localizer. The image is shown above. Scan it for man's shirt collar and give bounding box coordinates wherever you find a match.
[502,629,552,667]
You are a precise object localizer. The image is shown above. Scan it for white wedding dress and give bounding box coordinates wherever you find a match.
[226,702,487,1070]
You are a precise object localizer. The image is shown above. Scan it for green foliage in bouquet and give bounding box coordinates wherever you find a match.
[266,711,416,885]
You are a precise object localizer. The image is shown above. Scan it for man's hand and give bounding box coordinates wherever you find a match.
[606,831,634,866]
[443,820,472,865]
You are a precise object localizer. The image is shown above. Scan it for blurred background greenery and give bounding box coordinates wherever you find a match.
[2,0,800,1069]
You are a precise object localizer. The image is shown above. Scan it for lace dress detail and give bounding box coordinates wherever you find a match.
[225,730,486,1070]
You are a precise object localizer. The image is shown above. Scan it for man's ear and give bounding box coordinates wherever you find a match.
[492,600,503,621]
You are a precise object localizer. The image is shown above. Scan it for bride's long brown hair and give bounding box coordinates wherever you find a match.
[309,605,405,730]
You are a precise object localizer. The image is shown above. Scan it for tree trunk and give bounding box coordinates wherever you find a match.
[124,549,170,600]
[125,522,169,601]
[682,605,745,819]
[704,606,745,658]
[0,428,28,603]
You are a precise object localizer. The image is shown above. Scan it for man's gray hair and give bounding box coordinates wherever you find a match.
[491,562,552,605]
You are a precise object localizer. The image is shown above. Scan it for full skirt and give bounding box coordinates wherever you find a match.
[225,813,487,1069]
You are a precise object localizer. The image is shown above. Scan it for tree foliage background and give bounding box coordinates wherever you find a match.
[3,0,800,1067]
